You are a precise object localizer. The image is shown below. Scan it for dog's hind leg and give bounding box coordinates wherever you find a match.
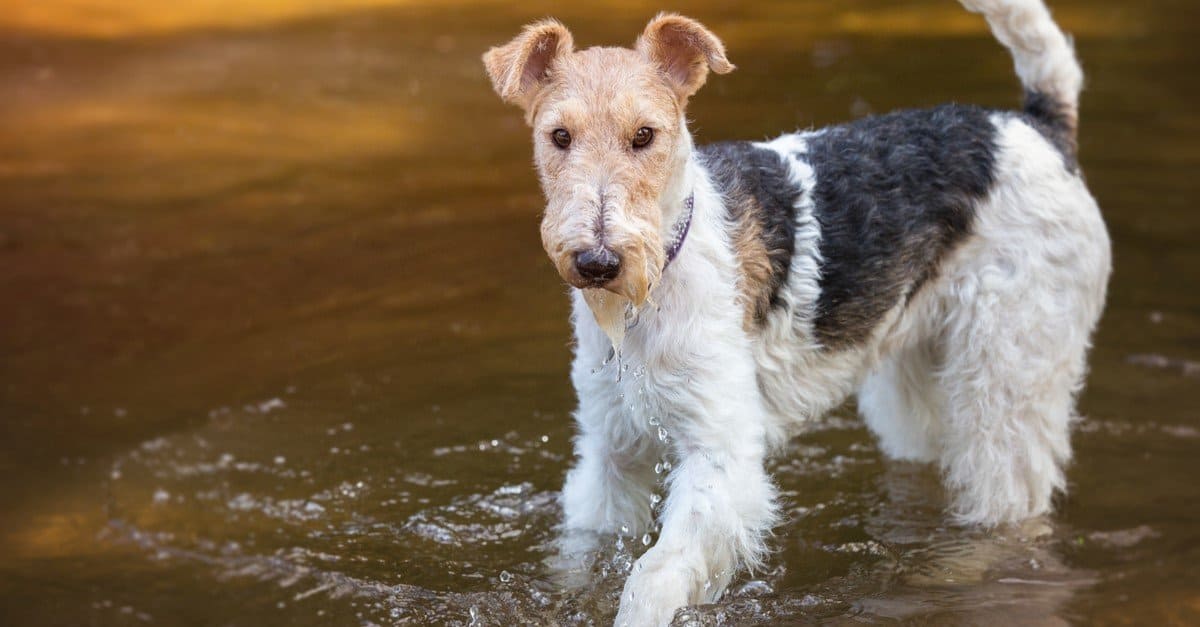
[935,274,1080,525]
[933,225,1103,525]
[932,113,1108,526]
[859,336,944,463]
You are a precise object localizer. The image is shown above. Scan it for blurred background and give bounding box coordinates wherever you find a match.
[0,0,1197,625]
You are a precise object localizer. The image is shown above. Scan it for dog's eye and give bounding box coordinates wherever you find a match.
[632,127,654,149]
[551,129,571,149]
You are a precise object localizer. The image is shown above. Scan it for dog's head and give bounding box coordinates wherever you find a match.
[483,14,732,305]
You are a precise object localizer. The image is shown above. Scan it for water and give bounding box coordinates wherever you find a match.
[1,0,1198,625]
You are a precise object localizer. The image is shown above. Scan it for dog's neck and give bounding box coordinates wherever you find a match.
[657,120,699,243]
[650,129,738,304]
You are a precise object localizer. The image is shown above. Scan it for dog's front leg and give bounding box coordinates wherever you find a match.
[560,420,657,542]
[555,320,659,576]
[614,388,777,627]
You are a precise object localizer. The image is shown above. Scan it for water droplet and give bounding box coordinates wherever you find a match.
[663,460,673,472]
[650,494,662,506]
[648,416,660,426]
[704,579,712,590]
[657,427,668,442]
[540,435,549,443]
[273,456,286,465]
[620,524,630,535]
[641,533,652,546]
[654,463,663,474]
[499,570,513,583]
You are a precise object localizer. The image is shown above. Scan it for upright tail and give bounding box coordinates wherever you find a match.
[960,0,1083,158]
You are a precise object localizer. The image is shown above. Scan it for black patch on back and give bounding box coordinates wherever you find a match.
[804,104,998,349]
[699,141,801,319]
[1021,90,1079,172]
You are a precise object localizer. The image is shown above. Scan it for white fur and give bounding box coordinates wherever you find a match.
[565,158,779,626]
[554,2,1108,624]
[930,114,1109,522]
[959,0,1083,113]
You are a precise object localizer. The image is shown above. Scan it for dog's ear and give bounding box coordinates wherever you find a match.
[637,13,734,102]
[483,19,574,109]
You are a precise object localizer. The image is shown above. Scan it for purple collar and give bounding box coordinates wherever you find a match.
[662,193,694,270]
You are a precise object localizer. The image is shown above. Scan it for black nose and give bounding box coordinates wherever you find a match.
[574,247,621,282]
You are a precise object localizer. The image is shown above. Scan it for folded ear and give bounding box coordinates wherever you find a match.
[483,19,574,109]
[637,13,734,102]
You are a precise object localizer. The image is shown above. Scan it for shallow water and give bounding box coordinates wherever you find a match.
[1,0,1198,625]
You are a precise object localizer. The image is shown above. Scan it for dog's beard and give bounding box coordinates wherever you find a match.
[581,239,663,351]
[581,289,629,351]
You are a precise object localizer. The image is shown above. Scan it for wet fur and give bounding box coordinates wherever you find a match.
[483,2,1109,626]
[700,141,799,327]
[802,105,997,349]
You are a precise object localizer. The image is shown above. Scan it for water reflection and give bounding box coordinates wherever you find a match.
[1,0,1198,625]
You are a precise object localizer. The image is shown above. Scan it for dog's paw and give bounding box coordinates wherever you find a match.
[613,547,703,627]
[544,528,604,591]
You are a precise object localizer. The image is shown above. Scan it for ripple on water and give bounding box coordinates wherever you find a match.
[100,402,1109,625]
[401,482,558,548]
[102,404,586,624]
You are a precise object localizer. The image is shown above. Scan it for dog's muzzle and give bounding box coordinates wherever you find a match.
[573,247,621,285]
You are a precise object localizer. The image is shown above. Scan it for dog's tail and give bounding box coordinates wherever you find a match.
[960,0,1082,156]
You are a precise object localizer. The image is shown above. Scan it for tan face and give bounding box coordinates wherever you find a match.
[483,14,732,305]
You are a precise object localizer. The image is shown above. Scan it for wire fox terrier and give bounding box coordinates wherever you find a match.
[484,0,1110,623]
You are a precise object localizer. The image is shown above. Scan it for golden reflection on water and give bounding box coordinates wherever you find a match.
[3,0,423,37]
[0,0,1197,625]
[0,0,1137,38]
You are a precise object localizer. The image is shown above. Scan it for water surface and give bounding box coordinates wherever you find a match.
[1,0,1198,625]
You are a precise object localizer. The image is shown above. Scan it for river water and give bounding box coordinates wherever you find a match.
[1,0,1197,625]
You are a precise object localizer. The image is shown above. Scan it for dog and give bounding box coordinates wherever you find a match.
[483,0,1110,624]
